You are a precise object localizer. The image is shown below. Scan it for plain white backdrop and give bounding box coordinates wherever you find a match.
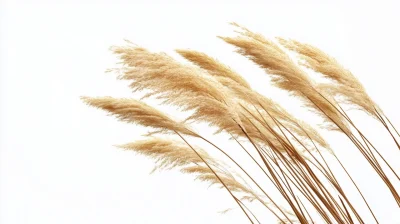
[1,1,400,223]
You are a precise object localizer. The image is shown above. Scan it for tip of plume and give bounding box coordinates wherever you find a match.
[275,37,286,43]
[228,21,239,27]
[80,96,111,108]
[217,36,230,42]
[175,48,187,52]
[228,22,246,30]
[80,96,92,104]
[276,37,299,51]
[175,49,206,62]
[108,45,124,52]
[108,40,137,53]
[113,144,128,150]
[276,37,290,46]
[175,49,190,56]
[123,39,134,45]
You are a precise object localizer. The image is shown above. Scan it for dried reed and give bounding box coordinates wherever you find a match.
[83,23,399,223]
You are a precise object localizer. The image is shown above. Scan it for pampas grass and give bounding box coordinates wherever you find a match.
[82,23,399,223]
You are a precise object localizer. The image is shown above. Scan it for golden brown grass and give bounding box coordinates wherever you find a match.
[83,23,399,223]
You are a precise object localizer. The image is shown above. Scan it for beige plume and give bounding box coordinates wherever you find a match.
[117,137,212,171]
[176,49,329,149]
[181,165,253,194]
[176,49,251,89]
[81,96,196,136]
[278,38,378,117]
[220,23,351,135]
[119,137,255,196]
[110,45,243,133]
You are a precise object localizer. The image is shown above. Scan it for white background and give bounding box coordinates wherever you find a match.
[1,1,400,223]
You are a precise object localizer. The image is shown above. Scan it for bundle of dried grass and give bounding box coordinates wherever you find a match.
[83,23,400,224]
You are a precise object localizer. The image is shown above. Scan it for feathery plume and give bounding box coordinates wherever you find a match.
[182,165,253,194]
[218,76,329,149]
[220,23,351,135]
[119,137,255,196]
[117,137,213,171]
[278,38,378,117]
[111,45,243,133]
[81,96,196,136]
[176,49,251,89]
[176,49,329,149]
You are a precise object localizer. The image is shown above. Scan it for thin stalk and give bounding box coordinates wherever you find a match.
[175,131,254,223]
[335,104,400,181]
[307,94,400,206]
[197,133,292,223]
[242,113,342,223]
[236,123,310,224]
[236,197,261,224]
[298,196,314,224]
[242,115,334,223]
[374,108,400,150]
[380,110,400,138]
[244,106,354,223]
[273,118,369,223]
[339,196,354,224]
